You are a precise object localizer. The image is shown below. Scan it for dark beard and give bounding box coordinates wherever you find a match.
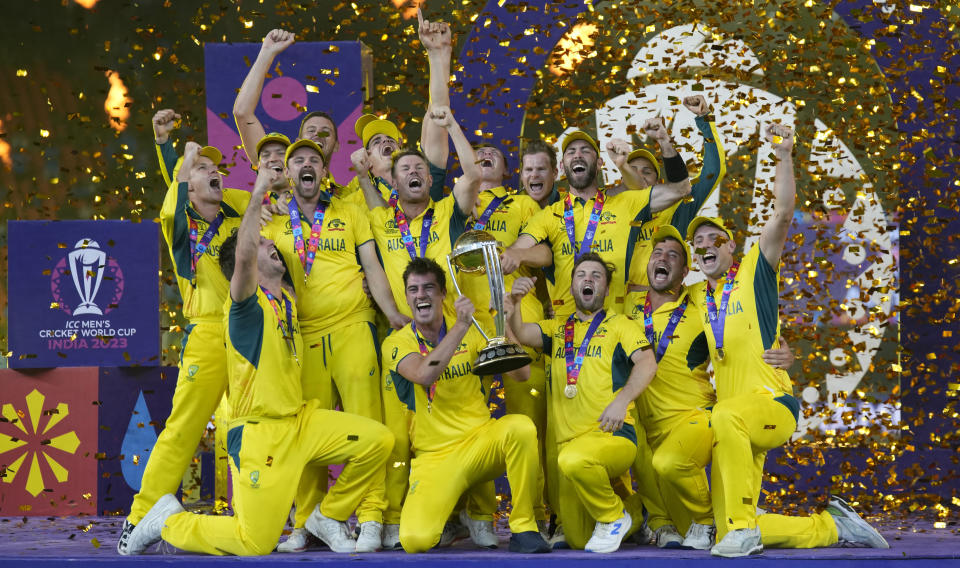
[568,160,599,190]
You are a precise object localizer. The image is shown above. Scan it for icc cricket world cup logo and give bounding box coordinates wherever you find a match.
[50,237,125,316]
[68,239,107,316]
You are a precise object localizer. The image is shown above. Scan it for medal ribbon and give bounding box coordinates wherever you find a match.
[643,295,689,362]
[704,262,741,357]
[287,197,329,280]
[469,195,507,231]
[564,190,605,260]
[563,310,606,391]
[411,320,447,407]
[390,188,434,260]
[188,212,225,276]
[261,286,297,360]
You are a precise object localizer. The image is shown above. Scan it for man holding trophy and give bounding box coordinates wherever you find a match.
[382,257,551,554]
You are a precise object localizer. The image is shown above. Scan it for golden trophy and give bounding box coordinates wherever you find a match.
[447,230,532,375]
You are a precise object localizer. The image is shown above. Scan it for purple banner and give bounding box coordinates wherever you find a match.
[6,220,160,368]
[204,41,369,191]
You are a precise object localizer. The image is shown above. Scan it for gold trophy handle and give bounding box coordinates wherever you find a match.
[446,254,492,342]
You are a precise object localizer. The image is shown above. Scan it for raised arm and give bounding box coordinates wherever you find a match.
[431,106,481,215]
[358,241,411,329]
[418,9,453,169]
[351,148,387,210]
[758,123,796,268]
[396,296,474,386]
[645,117,692,212]
[605,138,637,196]
[231,160,281,302]
[153,109,181,186]
[233,29,295,165]
[599,346,657,432]
[507,277,546,350]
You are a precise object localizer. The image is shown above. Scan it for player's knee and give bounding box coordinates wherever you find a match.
[503,414,538,444]
[557,447,588,478]
[399,525,439,553]
[237,530,279,556]
[651,449,679,478]
[367,425,395,461]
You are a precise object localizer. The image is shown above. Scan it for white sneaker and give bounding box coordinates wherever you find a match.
[382,523,401,550]
[827,495,890,548]
[654,524,683,548]
[118,494,184,555]
[711,527,762,557]
[304,505,356,553]
[276,527,309,553]
[681,523,716,550]
[116,519,135,555]
[355,521,382,553]
[458,509,499,548]
[584,510,631,553]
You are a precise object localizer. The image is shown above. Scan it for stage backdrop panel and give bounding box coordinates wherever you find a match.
[204,41,372,192]
[6,220,160,369]
[0,368,100,516]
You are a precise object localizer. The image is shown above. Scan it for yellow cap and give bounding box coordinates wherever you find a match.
[354,114,402,148]
[560,129,600,155]
[651,224,690,269]
[197,145,223,167]
[284,138,325,165]
[686,216,734,242]
[627,148,660,179]
[255,132,291,157]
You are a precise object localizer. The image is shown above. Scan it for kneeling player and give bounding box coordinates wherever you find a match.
[383,258,550,554]
[119,166,394,556]
[509,253,658,553]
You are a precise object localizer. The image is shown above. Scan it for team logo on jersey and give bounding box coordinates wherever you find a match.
[249,470,260,488]
[187,364,199,379]
[599,211,617,225]
[327,218,346,231]
[384,219,399,233]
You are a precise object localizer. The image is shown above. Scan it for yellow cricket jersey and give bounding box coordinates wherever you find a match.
[159,181,250,322]
[224,288,304,423]
[458,186,542,332]
[261,196,376,336]
[536,313,650,444]
[382,321,488,453]
[687,245,793,401]
[626,290,716,433]
[368,195,469,319]
[521,189,652,317]
[626,116,726,291]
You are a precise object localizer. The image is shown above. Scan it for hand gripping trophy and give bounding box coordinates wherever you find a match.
[447,230,531,375]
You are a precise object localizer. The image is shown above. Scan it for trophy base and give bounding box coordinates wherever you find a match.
[473,341,532,376]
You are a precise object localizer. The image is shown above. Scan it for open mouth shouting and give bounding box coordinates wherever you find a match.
[299,167,317,191]
[580,282,595,303]
[415,299,432,316]
[209,176,221,190]
[407,175,424,190]
[652,263,670,285]
[570,159,588,175]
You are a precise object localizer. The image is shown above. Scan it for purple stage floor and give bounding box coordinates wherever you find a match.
[1,516,958,567]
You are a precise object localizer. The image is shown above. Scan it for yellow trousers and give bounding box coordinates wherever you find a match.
[162,402,393,556]
[128,321,226,525]
[555,431,637,549]
[399,416,540,553]
[711,391,797,539]
[294,322,384,526]
[758,510,838,548]
[503,359,548,521]
[645,409,714,533]
[381,358,414,525]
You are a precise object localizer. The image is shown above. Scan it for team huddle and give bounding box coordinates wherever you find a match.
[114,10,889,558]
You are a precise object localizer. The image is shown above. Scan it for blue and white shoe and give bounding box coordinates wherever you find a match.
[585,510,631,553]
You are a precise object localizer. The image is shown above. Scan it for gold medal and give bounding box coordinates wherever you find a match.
[564,384,578,398]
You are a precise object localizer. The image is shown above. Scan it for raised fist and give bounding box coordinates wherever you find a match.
[643,117,670,144]
[605,138,632,169]
[262,29,294,57]
[418,8,452,53]
[682,95,709,117]
[152,109,180,144]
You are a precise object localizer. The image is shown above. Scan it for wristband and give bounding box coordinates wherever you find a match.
[663,153,689,183]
